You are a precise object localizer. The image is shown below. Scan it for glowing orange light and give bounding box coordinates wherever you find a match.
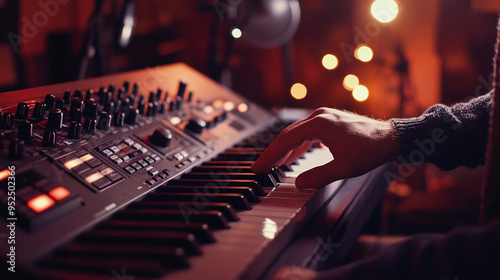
[291,83,307,100]
[27,194,55,213]
[212,99,224,109]
[354,45,373,62]
[322,54,339,70]
[352,85,369,102]
[49,186,71,201]
[343,74,359,91]
[223,101,235,111]
[237,103,249,113]
[0,169,10,181]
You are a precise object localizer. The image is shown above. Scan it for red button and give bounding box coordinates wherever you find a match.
[0,169,10,181]
[49,186,71,201]
[27,194,55,213]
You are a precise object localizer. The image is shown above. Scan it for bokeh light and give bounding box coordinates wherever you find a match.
[322,54,339,70]
[371,0,399,23]
[352,85,369,102]
[354,45,373,62]
[291,83,307,100]
[343,74,359,91]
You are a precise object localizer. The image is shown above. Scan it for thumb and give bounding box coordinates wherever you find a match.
[295,160,344,189]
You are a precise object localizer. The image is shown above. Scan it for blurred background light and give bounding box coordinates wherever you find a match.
[291,83,307,100]
[343,74,360,91]
[231,28,242,39]
[371,0,399,23]
[352,85,369,102]
[354,45,373,62]
[322,54,339,70]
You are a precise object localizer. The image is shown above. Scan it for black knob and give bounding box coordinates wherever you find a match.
[187,91,193,103]
[71,97,83,111]
[74,89,83,100]
[156,87,163,101]
[150,128,172,147]
[108,84,116,95]
[123,80,130,92]
[42,129,57,147]
[85,89,93,101]
[68,121,82,139]
[177,80,187,99]
[138,97,146,115]
[169,100,175,112]
[18,120,33,141]
[0,132,5,150]
[113,111,125,127]
[125,107,138,125]
[16,102,29,119]
[132,83,139,96]
[98,112,112,130]
[32,101,47,119]
[47,108,63,130]
[69,107,82,122]
[146,102,157,116]
[117,87,126,101]
[45,94,56,109]
[63,90,71,105]
[148,91,156,103]
[2,113,14,129]
[83,99,98,119]
[104,101,115,116]
[185,118,206,134]
[83,118,96,134]
[8,138,24,159]
[55,98,65,111]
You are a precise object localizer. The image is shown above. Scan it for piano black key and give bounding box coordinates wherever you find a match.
[145,193,252,211]
[38,255,166,277]
[95,220,216,243]
[213,152,261,161]
[191,165,283,183]
[181,172,278,188]
[279,164,294,172]
[157,185,260,203]
[127,201,239,222]
[76,229,202,255]
[54,243,189,268]
[114,208,231,229]
[168,179,266,196]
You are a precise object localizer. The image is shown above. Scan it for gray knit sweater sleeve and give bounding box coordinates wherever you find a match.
[390,93,493,170]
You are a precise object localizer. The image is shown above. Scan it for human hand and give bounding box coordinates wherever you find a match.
[252,107,399,189]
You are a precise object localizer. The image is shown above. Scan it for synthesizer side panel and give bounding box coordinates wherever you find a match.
[0,63,278,272]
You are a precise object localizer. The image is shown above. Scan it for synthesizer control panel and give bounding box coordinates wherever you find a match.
[0,63,280,277]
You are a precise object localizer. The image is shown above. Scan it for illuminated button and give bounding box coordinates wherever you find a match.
[85,172,104,184]
[27,194,55,213]
[49,186,70,201]
[79,154,94,162]
[0,169,10,181]
[173,153,184,161]
[64,158,84,170]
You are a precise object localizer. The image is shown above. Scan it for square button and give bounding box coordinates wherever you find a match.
[93,177,112,190]
[27,194,55,213]
[48,186,71,201]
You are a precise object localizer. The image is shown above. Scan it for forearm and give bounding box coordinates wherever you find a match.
[390,93,493,170]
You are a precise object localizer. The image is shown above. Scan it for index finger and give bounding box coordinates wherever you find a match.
[251,117,320,173]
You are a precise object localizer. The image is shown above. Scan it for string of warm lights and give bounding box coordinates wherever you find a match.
[288,0,399,103]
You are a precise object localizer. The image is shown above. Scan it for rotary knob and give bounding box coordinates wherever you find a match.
[2,113,14,129]
[42,129,57,147]
[8,138,25,159]
[32,101,47,119]
[185,118,206,134]
[83,118,97,134]
[149,128,172,147]
[68,121,82,139]
[18,120,33,141]
[47,108,63,130]
[83,99,98,119]
[16,102,30,119]
[113,111,125,127]
[98,112,112,130]
[45,94,56,109]
[125,107,138,125]
[69,107,82,123]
